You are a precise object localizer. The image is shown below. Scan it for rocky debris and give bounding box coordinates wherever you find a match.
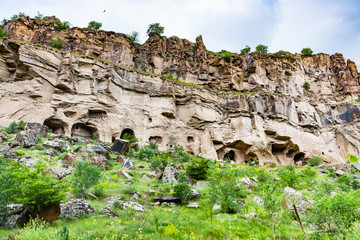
[283,187,312,213]
[162,165,179,184]
[352,163,360,172]
[191,189,201,201]
[140,175,152,182]
[150,168,163,179]
[104,195,123,208]
[63,153,82,165]
[143,189,160,199]
[81,145,108,154]
[153,194,181,205]
[238,177,257,189]
[0,131,7,142]
[118,171,133,180]
[253,196,264,205]
[25,122,49,137]
[111,139,130,155]
[46,149,57,156]
[17,157,37,167]
[122,158,134,169]
[47,165,74,179]
[60,199,94,219]
[9,141,20,148]
[0,204,24,229]
[15,130,38,148]
[3,149,18,160]
[117,200,147,212]
[187,202,200,208]
[101,206,119,218]
[88,154,109,169]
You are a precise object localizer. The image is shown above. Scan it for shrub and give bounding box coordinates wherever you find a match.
[303,81,310,90]
[240,45,251,54]
[217,50,232,61]
[301,165,317,178]
[146,22,164,36]
[308,156,322,166]
[121,133,138,143]
[16,149,25,156]
[56,225,70,240]
[301,48,313,56]
[174,183,192,204]
[277,165,300,188]
[11,12,27,21]
[328,168,336,178]
[5,121,18,133]
[186,156,211,180]
[255,44,268,53]
[88,21,102,30]
[17,120,26,130]
[346,153,360,163]
[93,186,105,198]
[177,171,188,183]
[173,145,190,163]
[208,169,247,213]
[311,194,360,237]
[1,18,8,25]
[72,161,101,197]
[51,38,64,49]
[34,11,43,20]
[92,132,99,140]
[54,20,70,31]
[0,28,8,39]
[150,154,170,171]
[139,65,148,72]
[248,157,259,166]
[126,31,139,43]
[0,159,67,211]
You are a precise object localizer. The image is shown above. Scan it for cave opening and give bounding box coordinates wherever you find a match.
[43,117,68,135]
[224,150,235,162]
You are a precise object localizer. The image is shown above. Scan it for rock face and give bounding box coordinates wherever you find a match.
[60,199,94,219]
[15,130,38,148]
[1,16,360,165]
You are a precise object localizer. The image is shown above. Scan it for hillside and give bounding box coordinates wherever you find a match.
[1,15,360,240]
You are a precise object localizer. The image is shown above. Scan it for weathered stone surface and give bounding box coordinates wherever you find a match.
[25,122,49,137]
[162,165,179,184]
[17,157,37,167]
[60,199,94,219]
[117,200,147,212]
[238,177,257,189]
[118,171,132,180]
[153,194,181,205]
[187,202,200,208]
[0,131,7,142]
[9,141,20,148]
[283,187,312,213]
[122,158,134,169]
[151,168,163,179]
[191,189,201,201]
[0,204,24,229]
[15,130,38,148]
[1,17,360,165]
[111,139,130,155]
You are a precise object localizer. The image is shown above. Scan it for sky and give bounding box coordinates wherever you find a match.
[1,0,360,65]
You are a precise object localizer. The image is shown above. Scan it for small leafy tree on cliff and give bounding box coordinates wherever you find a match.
[301,48,313,56]
[11,12,27,21]
[146,23,164,36]
[54,20,70,31]
[88,21,102,30]
[127,31,139,43]
[255,44,268,53]
[240,45,251,54]
[0,27,8,39]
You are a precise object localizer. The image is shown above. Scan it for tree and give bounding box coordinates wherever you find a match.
[127,31,139,43]
[88,21,102,30]
[301,48,313,56]
[0,28,8,39]
[240,45,251,54]
[54,20,70,31]
[255,44,268,53]
[146,23,164,37]
[72,161,101,197]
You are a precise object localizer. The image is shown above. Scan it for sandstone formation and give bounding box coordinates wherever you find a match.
[1,16,360,165]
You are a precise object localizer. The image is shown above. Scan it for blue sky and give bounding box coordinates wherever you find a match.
[1,0,360,66]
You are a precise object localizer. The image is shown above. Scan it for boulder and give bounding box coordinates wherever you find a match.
[283,187,312,213]
[81,145,108,154]
[17,157,37,167]
[63,153,82,165]
[101,206,119,218]
[111,139,130,155]
[104,195,123,208]
[118,171,133,180]
[117,200,147,212]
[191,189,201,200]
[43,140,61,149]
[0,204,24,229]
[15,130,38,148]
[60,199,94,219]
[335,169,345,176]
[0,131,7,142]
[162,165,179,184]
[351,163,360,172]
[25,122,49,137]
[151,167,163,179]
[187,202,200,208]
[153,194,181,205]
[9,141,20,148]
[122,158,134,169]
[47,165,74,179]
[142,189,160,199]
[238,177,257,189]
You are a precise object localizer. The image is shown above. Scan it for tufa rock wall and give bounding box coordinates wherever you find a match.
[1,16,360,165]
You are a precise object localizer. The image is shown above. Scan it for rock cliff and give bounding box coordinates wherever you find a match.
[1,16,360,165]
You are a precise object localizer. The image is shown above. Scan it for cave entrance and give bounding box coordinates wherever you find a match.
[294,152,305,162]
[224,150,235,162]
[71,123,97,138]
[120,128,135,140]
[43,117,68,135]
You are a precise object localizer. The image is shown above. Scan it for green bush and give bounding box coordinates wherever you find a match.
[174,183,192,204]
[0,27,8,39]
[51,38,64,50]
[88,21,102,30]
[16,149,25,156]
[186,156,211,180]
[93,186,105,198]
[328,168,336,178]
[150,154,170,171]
[127,31,139,43]
[277,165,300,188]
[72,161,101,197]
[146,22,164,36]
[177,171,188,183]
[173,145,190,163]
[301,165,317,178]
[248,157,259,166]
[11,12,27,21]
[255,44,268,53]
[310,194,360,237]
[240,45,251,54]
[56,225,70,240]
[301,48,313,56]
[139,65,148,72]
[0,159,67,211]
[303,81,310,90]
[54,20,70,31]
[208,169,247,213]
[121,133,138,143]
[308,156,322,166]
[217,50,232,61]
[5,121,18,133]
